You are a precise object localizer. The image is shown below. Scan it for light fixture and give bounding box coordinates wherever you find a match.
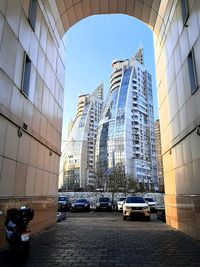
[196,126,200,136]
[18,128,23,137]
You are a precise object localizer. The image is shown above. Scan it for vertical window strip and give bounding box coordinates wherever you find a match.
[22,53,31,97]
[181,0,189,26]
[28,0,37,29]
[187,49,198,94]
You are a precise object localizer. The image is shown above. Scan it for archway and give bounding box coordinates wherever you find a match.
[0,0,200,244]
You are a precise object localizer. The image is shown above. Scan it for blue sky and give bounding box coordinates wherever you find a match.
[63,14,158,139]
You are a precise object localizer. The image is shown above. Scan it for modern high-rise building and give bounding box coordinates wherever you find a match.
[62,85,103,190]
[95,47,157,191]
[155,119,164,192]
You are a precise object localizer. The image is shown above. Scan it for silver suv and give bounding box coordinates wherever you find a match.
[123,196,150,221]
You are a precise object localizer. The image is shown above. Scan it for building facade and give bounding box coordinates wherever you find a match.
[155,119,164,192]
[62,85,103,190]
[0,0,65,247]
[95,48,158,191]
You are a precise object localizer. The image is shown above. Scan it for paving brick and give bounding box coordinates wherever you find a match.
[0,212,200,266]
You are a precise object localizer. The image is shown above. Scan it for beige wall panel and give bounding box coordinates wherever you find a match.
[133,0,143,20]
[34,73,44,112]
[186,97,197,128]
[125,0,134,16]
[179,105,188,132]
[0,12,4,41]
[187,4,199,50]
[23,98,33,128]
[82,0,91,17]
[182,136,192,165]
[42,171,49,195]
[14,42,24,89]
[190,131,200,161]
[19,12,31,53]
[141,5,151,25]
[37,45,45,79]
[179,29,189,65]
[0,22,18,80]
[32,107,41,135]
[18,132,30,164]
[74,2,84,21]
[29,138,38,167]
[37,144,45,170]
[61,12,70,32]
[0,158,16,196]
[56,0,65,18]
[173,42,181,78]
[0,115,7,156]
[195,85,200,117]
[90,0,99,14]
[0,0,7,15]
[67,7,76,26]
[14,162,27,196]
[21,0,30,18]
[25,166,36,196]
[40,115,47,140]
[175,166,187,195]
[117,0,126,14]
[6,0,21,37]
[4,122,19,161]
[176,69,185,110]
[99,0,109,14]
[28,65,36,103]
[29,32,39,67]
[35,168,43,196]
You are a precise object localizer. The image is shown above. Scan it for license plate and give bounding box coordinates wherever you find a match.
[21,233,30,242]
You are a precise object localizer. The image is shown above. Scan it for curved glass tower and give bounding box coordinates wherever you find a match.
[63,85,103,190]
[95,48,158,190]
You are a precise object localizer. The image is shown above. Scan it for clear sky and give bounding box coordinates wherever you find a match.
[62,14,158,139]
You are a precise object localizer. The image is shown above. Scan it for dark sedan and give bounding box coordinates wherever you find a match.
[71,199,90,212]
[96,197,113,211]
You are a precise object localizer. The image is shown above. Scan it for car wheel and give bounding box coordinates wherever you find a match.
[123,216,127,221]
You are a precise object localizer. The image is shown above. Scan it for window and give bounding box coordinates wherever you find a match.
[28,0,37,29]
[187,49,198,94]
[22,53,31,97]
[181,0,189,26]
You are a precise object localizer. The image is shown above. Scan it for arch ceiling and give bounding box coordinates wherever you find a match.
[50,0,172,37]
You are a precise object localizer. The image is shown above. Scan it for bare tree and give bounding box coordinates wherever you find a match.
[125,174,138,194]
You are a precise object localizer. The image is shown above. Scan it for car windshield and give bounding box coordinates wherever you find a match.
[144,198,154,202]
[99,198,110,202]
[75,199,87,203]
[118,198,126,201]
[59,197,68,201]
[126,197,145,203]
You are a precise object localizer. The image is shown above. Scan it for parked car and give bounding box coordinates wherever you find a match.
[116,197,126,211]
[144,197,157,212]
[71,199,90,212]
[123,196,150,221]
[96,197,113,211]
[58,196,71,211]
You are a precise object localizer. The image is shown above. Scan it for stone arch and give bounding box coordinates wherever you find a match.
[53,0,166,37]
[51,0,200,240]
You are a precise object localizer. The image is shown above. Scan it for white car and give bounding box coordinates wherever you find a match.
[123,196,150,221]
[116,197,126,211]
[144,197,157,212]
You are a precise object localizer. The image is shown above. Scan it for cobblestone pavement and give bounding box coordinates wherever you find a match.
[0,212,200,267]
